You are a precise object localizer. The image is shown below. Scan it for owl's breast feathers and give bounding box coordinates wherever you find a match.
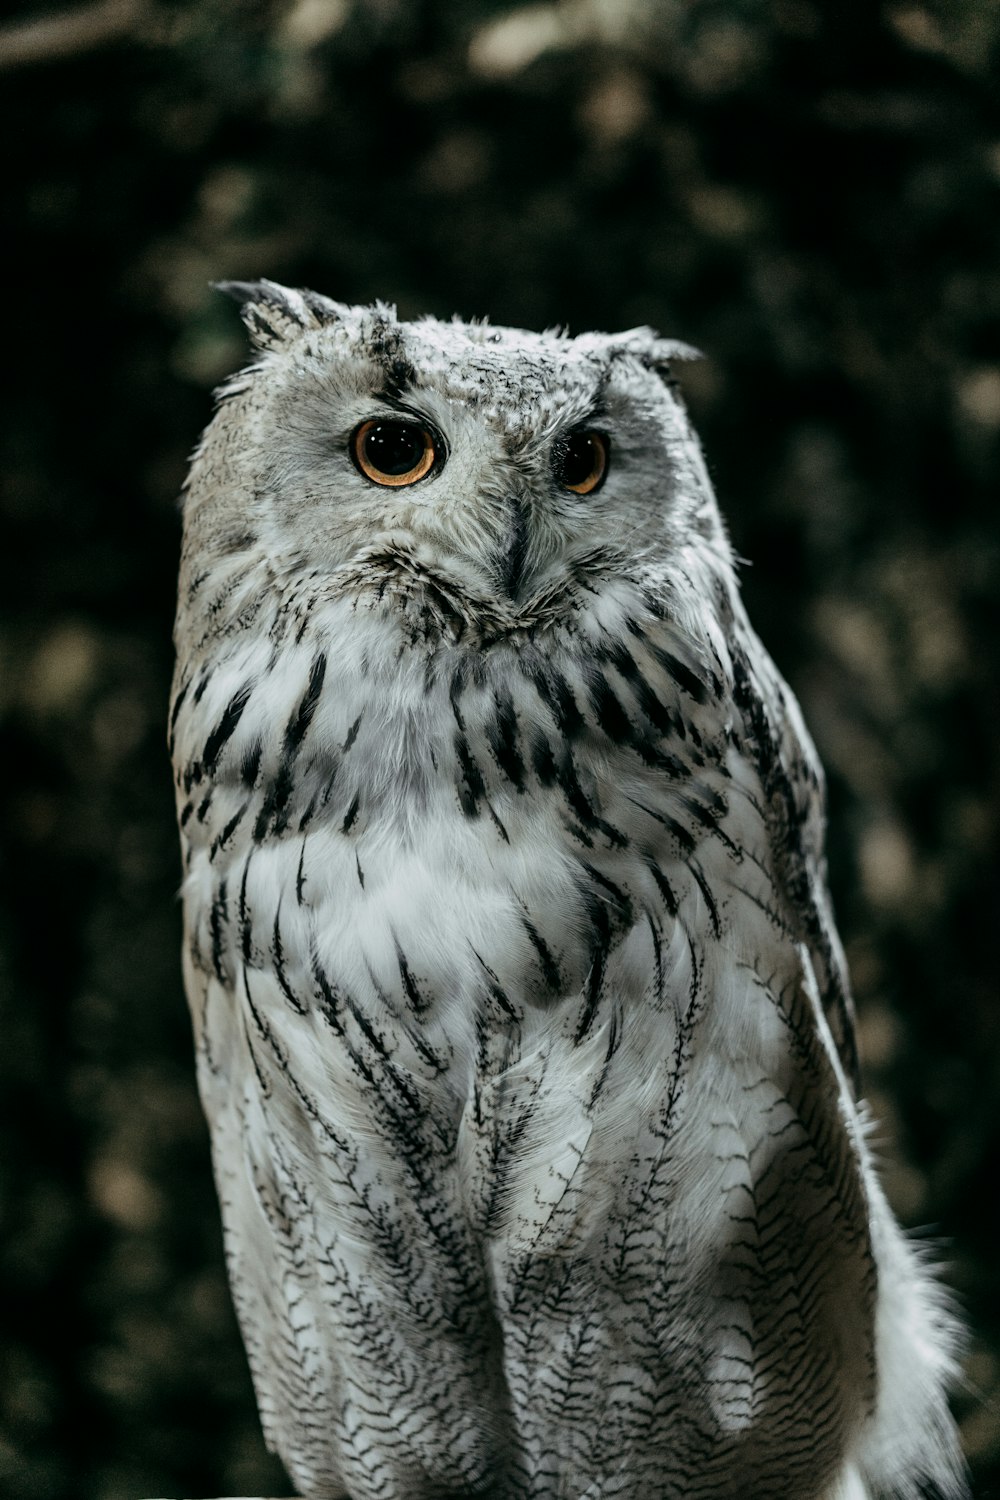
[171,552,963,1500]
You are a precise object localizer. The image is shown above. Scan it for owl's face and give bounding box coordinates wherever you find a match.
[186,282,713,637]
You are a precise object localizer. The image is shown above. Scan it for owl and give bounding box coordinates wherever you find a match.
[170,280,968,1500]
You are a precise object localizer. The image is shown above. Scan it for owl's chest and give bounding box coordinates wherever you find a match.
[180,632,743,1027]
[182,671,796,1269]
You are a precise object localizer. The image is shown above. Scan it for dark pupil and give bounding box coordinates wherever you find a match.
[560,432,598,487]
[365,422,423,475]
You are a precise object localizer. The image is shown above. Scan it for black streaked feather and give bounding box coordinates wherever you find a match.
[204,682,253,769]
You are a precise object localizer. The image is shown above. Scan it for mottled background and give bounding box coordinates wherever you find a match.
[1,1,997,1496]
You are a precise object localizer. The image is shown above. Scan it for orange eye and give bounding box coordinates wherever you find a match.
[351,419,438,487]
[555,430,609,495]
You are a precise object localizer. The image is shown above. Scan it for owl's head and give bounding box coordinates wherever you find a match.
[182,281,720,644]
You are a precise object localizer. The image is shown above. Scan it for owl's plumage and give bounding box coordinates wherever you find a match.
[171,281,967,1500]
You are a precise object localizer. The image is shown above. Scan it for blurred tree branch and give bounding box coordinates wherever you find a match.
[0,0,153,70]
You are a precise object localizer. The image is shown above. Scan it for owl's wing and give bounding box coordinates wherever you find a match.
[731,625,860,1093]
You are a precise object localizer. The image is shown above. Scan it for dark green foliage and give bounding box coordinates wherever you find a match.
[0,2,997,1496]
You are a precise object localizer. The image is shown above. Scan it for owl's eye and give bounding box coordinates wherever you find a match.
[351,419,439,487]
[555,430,609,495]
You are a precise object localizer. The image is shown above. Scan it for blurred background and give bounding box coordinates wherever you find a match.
[1,1,997,1496]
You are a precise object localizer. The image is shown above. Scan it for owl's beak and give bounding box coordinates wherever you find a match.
[495,497,530,600]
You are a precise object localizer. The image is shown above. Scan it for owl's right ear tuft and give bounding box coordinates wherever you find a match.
[214,278,344,351]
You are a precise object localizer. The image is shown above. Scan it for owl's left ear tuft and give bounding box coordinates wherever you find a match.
[607,329,703,381]
[639,338,703,376]
[214,278,344,351]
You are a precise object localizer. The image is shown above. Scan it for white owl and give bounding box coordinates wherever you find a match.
[170,281,967,1500]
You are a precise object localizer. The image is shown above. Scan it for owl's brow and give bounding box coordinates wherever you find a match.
[369,390,426,418]
[364,316,415,400]
[580,397,611,429]
[569,355,621,427]
[554,392,612,439]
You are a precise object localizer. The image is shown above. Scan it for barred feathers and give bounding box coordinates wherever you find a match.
[171,284,967,1500]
